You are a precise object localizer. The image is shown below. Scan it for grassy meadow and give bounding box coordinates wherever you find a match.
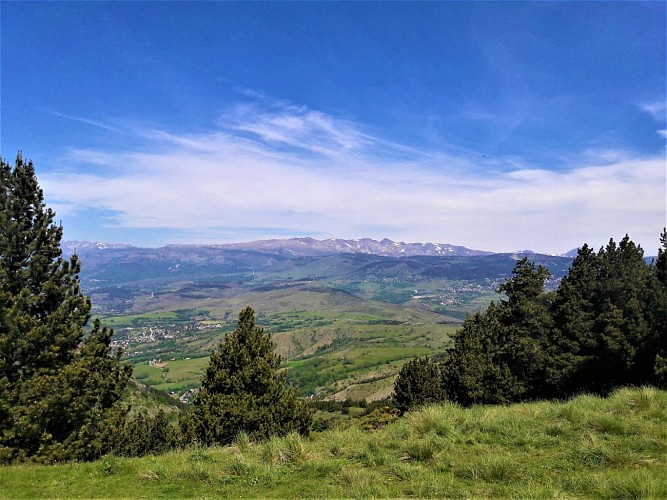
[2,387,665,498]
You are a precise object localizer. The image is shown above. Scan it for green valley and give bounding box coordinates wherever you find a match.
[72,244,573,401]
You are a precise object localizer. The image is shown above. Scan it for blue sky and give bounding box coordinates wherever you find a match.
[1,1,665,253]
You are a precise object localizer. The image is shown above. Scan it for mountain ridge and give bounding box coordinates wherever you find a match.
[62,237,597,260]
[64,237,492,258]
[211,237,492,257]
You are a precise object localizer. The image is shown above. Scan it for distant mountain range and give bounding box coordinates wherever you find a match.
[59,237,579,296]
[61,241,137,254]
[57,238,575,319]
[63,237,582,259]
[64,237,494,258]
[208,237,493,257]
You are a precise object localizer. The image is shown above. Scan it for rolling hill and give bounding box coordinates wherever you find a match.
[67,238,574,400]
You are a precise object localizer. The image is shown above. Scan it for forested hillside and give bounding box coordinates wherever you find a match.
[395,234,667,411]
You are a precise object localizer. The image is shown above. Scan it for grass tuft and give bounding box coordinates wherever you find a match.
[261,432,308,464]
[189,445,214,463]
[357,440,388,467]
[387,462,419,481]
[138,468,164,482]
[99,454,118,475]
[227,454,252,477]
[402,435,442,463]
[591,414,628,435]
[234,430,252,452]
[454,456,516,482]
[604,468,667,499]
[405,404,456,437]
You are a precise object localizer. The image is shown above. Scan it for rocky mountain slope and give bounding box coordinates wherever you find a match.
[214,237,491,257]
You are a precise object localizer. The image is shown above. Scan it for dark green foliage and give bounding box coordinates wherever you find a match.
[393,357,444,413]
[651,229,667,387]
[182,306,312,445]
[441,307,518,406]
[307,398,368,412]
[656,229,667,284]
[441,259,553,405]
[0,154,131,462]
[415,234,667,407]
[109,410,180,457]
[552,236,665,392]
[497,259,555,398]
[549,244,599,392]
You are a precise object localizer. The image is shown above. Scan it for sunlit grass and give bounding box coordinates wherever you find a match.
[1,387,665,498]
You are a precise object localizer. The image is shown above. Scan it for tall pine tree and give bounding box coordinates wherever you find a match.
[552,236,662,393]
[0,153,131,462]
[441,258,553,405]
[182,306,311,445]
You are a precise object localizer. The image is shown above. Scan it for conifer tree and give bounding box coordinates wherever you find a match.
[552,235,661,392]
[110,409,180,457]
[183,306,311,445]
[393,357,444,413]
[549,244,599,393]
[0,153,131,462]
[652,229,667,386]
[496,258,554,398]
[440,308,509,405]
[441,260,553,405]
[403,233,666,406]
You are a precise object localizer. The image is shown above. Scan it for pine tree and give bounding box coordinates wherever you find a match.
[440,258,554,405]
[656,229,667,285]
[549,244,599,393]
[646,229,667,387]
[0,153,131,462]
[496,258,554,398]
[441,308,509,406]
[110,409,180,457]
[422,233,666,407]
[550,234,666,393]
[393,357,444,413]
[183,306,311,445]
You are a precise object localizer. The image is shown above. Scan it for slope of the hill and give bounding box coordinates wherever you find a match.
[2,387,665,498]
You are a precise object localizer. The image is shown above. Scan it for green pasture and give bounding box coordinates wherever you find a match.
[101,310,183,329]
[285,345,436,397]
[131,356,210,394]
[3,387,665,498]
[111,286,458,399]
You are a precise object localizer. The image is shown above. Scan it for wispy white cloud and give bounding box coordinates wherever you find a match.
[41,98,667,254]
[48,111,125,134]
[220,101,374,156]
[639,101,667,121]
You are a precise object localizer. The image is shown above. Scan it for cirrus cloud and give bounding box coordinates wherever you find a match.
[40,98,667,254]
